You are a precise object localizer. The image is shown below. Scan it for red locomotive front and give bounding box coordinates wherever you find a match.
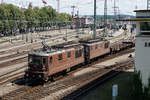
[25,53,49,81]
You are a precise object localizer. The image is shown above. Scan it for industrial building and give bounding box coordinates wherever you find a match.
[135,10,150,84]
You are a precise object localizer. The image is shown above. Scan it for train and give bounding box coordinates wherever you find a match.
[24,37,135,82]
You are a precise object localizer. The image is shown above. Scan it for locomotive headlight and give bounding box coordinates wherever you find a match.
[26,74,29,77]
[39,75,42,78]
[42,66,46,71]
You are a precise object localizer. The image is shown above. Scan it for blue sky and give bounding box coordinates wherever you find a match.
[4,0,147,15]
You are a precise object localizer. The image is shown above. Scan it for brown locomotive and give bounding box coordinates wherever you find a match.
[80,38,110,63]
[25,41,84,81]
[25,38,134,82]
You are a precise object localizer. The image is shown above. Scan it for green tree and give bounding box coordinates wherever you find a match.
[132,71,143,100]
[0,4,72,36]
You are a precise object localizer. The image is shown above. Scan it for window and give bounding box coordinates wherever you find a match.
[95,44,98,49]
[79,49,82,57]
[104,42,109,49]
[58,54,62,60]
[43,57,46,64]
[145,42,148,47]
[49,56,52,63]
[67,52,71,58]
[29,56,41,65]
[85,46,89,52]
[100,44,103,48]
[75,49,82,58]
[75,50,78,58]
[140,22,150,35]
[144,42,150,47]
[140,22,150,31]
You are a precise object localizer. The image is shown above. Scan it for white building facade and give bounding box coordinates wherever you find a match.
[135,10,150,84]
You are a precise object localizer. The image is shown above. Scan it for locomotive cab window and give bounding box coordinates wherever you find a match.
[29,56,41,65]
[43,57,46,64]
[58,54,62,60]
[49,56,52,63]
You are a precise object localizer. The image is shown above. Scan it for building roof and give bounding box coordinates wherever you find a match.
[116,18,150,21]
[134,10,150,12]
[116,10,150,22]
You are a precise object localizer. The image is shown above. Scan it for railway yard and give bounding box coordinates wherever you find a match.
[0,26,135,100]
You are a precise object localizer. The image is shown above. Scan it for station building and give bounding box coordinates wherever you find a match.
[134,10,150,84]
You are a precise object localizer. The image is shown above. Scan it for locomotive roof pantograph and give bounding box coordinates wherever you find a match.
[52,41,81,49]
[79,37,106,44]
[29,41,82,56]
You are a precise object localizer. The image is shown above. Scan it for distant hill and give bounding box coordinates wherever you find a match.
[84,15,135,19]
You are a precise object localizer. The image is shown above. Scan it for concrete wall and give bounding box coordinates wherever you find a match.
[135,37,150,84]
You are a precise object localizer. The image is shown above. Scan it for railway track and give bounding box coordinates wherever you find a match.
[0,29,82,50]
[0,47,134,100]
[0,55,27,68]
[0,64,27,85]
[0,33,79,65]
[0,30,84,55]
[0,31,82,59]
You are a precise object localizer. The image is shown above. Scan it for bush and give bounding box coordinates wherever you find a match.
[132,71,150,100]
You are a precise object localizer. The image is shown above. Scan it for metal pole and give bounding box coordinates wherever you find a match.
[104,0,107,26]
[147,0,149,10]
[93,0,96,39]
[113,0,117,29]
[65,25,67,41]
[104,0,107,36]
